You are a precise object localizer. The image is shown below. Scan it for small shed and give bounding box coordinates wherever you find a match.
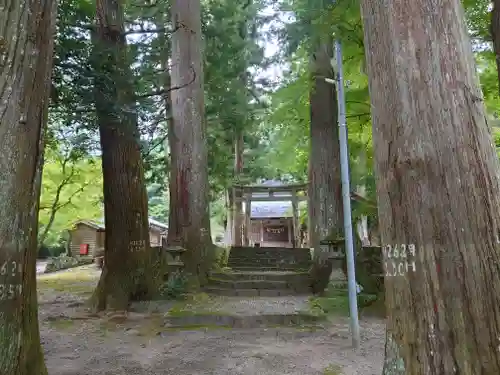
[69,220,105,258]
[148,218,169,246]
[69,218,168,258]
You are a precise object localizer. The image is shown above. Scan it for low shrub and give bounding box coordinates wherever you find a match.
[213,246,229,268]
[309,281,380,316]
[38,246,52,259]
[159,273,188,299]
[38,245,66,259]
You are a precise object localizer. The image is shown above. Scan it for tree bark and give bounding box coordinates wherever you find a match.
[0,0,57,373]
[308,40,345,294]
[157,18,182,250]
[65,230,73,257]
[491,0,500,97]
[361,0,500,373]
[169,0,213,285]
[90,0,162,311]
[233,132,244,246]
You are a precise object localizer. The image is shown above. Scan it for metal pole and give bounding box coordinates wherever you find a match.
[332,39,360,349]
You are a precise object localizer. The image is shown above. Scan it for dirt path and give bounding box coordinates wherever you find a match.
[38,266,385,375]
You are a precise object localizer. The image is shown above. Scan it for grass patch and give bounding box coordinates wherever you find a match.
[309,290,379,316]
[166,308,231,317]
[166,293,219,316]
[323,364,343,375]
[309,295,349,316]
[48,318,76,330]
[37,266,99,294]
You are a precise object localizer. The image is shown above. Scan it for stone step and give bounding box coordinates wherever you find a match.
[164,312,324,329]
[228,257,311,265]
[210,270,310,282]
[204,287,312,297]
[228,261,312,269]
[228,250,312,256]
[229,251,311,258]
[229,246,311,253]
[228,248,311,259]
[228,256,311,261]
[228,255,311,262]
[230,266,310,272]
[208,279,288,289]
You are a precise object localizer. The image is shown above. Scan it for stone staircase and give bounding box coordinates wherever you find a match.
[205,247,313,296]
[227,246,312,271]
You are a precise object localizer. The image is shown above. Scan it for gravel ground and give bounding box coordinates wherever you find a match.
[165,295,313,315]
[37,260,49,274]
[38,266,385,375]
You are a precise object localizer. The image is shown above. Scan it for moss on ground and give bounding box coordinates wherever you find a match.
[308,295,349,316]
[323,364,343,375]
[167,309,232,317]
[166,293,222,316]
[164,324,233,331]
[47,318,76,331]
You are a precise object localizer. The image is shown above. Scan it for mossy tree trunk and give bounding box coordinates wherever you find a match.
[491,0,500,97]
[0,0,57,373]
[361,0,500,373]
[308,38,344,294]
[90,0,162,311]
[169,0,214,286]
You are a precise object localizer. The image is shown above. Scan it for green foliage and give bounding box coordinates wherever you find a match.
[148,183,168,222]
[44,0,500,249]
[204,0,273,192]
[213,246,230,268]
[159,274,189,300]
[51,0,274,213]
[463,0,492,42]
[265,0,500,217]
[39,147,103,246]
[264,0,373,194]
[309,290,377,316]
[38,245,65,259]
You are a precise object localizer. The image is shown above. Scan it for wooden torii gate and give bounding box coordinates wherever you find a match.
[227,182,308,247]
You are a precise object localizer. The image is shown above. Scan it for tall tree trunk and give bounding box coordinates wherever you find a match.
[170,0,213,285]
[90,0,162,311]
[233,132,244,246]
[355,142,370,246]
[65,230,73,257]
[0,0,56,373]
[492,0,500,97]
[156,17,180,248]
[308,40,344,294]
[166,109,180,246]
[361,0,500,373]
